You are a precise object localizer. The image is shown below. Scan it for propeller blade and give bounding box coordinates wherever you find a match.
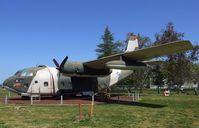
[59,56,68,71]
[53,58,60,68]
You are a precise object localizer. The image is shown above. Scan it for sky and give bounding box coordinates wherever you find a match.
[0,0,199,83]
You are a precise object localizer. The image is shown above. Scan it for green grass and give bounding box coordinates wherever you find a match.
[0,87,17,97]
[0,88,199,128]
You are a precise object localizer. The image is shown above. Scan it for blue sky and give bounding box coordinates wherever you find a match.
[0,0,199,83]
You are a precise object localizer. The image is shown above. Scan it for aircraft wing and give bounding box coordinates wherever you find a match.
[83,40,193,69]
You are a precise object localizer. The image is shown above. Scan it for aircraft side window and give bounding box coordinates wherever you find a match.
[35,81,38,83]
[44,82,48,87]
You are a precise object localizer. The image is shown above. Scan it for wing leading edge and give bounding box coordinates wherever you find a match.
[83,40,193,69]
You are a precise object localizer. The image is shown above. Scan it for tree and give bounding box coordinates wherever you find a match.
[155,22,184,45]
[154,22,199,88]
[192,63,199,82]
[95,26,122,59]
[189,45,199,82]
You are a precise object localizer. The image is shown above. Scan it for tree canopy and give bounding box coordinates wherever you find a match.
[154,22,199,86]
[95,26,122,59]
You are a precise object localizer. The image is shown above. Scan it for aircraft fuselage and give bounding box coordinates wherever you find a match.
[3,65,132,96]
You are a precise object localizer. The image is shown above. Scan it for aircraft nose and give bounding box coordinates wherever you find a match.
[3,76,28,93]
[3,77,13,87]
[2,80,6,87]
[3,68,35,94]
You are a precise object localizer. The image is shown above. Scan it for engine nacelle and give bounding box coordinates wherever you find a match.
[60,62,111,76]
[106,60,147,70]
[61,62,84,73]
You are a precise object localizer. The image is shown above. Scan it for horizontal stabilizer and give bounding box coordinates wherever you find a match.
[84,40,193,69]
[123,40,193,61]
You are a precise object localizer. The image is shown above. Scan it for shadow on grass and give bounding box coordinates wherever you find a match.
[94,98,166,108]
[108,100,166,108]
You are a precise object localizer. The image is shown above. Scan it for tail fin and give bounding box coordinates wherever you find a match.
[126,35,139,52]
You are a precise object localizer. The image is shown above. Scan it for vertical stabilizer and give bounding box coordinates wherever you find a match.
[126,35,138,52]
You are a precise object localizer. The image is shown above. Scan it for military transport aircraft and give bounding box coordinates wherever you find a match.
[3,36,193,97]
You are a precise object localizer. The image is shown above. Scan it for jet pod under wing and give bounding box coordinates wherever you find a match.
[83,40,193,69]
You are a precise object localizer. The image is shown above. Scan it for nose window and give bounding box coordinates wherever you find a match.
[15,79,24,83]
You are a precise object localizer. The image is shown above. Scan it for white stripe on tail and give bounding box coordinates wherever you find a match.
[126,35,138,52]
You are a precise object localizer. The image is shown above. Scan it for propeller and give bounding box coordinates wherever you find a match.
[53,56,68,71]
[53,58,60,68]
[60,56,68,69]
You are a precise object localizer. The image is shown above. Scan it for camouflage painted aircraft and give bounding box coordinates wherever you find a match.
[3,36,193,97]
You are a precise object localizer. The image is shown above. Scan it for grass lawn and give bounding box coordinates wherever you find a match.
[0,88,198,128]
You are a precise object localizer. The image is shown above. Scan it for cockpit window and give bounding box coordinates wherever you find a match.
[21,71,33,76]
[14,71,23,76]
[14,70,34,77]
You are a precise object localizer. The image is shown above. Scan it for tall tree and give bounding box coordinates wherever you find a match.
[155,22,184,45]
[154,22,198,87]
[95,26,122,58]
